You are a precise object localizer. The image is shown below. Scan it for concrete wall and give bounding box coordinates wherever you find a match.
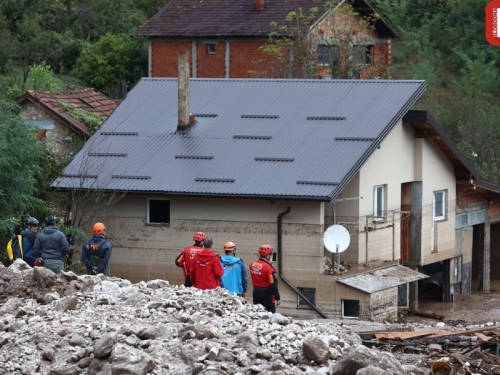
[87,195,349,315]
[325,121,459,268]
[19,101,79,163]
[416,139,457,265]
[339,121,415,264]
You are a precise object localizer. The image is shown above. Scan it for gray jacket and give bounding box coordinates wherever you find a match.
[33,226,70,260]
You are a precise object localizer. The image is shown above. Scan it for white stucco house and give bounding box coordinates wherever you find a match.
[52,74,500,321]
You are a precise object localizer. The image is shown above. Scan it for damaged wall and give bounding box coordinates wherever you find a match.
[19,102,79,162]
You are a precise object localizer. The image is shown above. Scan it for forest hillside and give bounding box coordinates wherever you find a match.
[0,0,497,237]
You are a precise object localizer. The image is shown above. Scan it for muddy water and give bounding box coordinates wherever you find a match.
[418,292,500,323]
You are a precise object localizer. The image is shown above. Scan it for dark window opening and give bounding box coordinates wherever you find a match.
[148,199,170,225]
[317,45,339,67]
[207,44,216,54]
[342,299,359,318]
[297,287,316,306]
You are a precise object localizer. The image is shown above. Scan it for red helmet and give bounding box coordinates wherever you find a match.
[193,231,206,242]
[93,222,106,235]
[34,258,45,267]
[259,244,273,257]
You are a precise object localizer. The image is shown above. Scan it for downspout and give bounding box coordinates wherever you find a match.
[277,207,328,319]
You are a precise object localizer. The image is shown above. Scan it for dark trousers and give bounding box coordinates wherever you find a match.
[184,275,193,287]
[253,288,276,313]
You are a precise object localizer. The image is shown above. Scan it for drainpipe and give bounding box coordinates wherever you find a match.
[277,207,328,319]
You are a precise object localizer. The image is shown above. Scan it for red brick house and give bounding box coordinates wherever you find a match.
[133,0,398,79]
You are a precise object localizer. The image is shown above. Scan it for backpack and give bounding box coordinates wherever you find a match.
[6,234,24,262]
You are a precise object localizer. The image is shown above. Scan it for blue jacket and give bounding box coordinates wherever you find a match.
[81,235,112,273]
[33,226,69,260]
[220,255,247,295]
[21,228,37,266]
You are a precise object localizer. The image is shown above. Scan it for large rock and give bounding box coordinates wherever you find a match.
[303,333,330,364]
[330,345,407,375]
[110,344,155,375]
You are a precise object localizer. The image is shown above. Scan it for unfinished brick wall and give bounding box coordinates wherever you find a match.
[229,40,267,77]
[151,41,191,77]
[151,39,391,79]
[457,185,489,213]
[196,41,225,77]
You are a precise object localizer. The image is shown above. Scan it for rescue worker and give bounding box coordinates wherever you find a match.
[249,244,281,313]
[220,241,247,297]
[175,231,206,287]
[81,222,112,276]
[190,238,224,290]
[21,217,39,267]
[33,216,70,274]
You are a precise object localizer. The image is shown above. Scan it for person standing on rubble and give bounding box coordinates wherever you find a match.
[175,231,206,287]
[21,217,39,267]
[220,241,247,297]
[81,222,112,276]
[33,216,70,274]
[249,244,281,313]
[190,238,224,290]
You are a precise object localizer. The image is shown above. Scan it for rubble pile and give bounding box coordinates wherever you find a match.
[0,260,430,375]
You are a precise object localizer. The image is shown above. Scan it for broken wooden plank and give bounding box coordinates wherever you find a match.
[452,353,474,375]
[427,326,500,339]
[357,327,415,340]
[475,332,491,342]
[375,330,450,340]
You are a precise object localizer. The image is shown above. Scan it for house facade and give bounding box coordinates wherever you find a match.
[53,76,500,321]
[16,88,119,162]
[133,0,397,79]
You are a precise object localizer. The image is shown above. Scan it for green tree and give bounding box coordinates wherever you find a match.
[253,1,389,79]
[0,101,49,233]
[73,33,147,98]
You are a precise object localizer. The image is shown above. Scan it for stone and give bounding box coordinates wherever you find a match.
[302,333,330,364]
[93,332,117,358]
[110,343,156,375]
[330,345,406,375]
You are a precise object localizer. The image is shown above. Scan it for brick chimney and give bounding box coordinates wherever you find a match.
[178,54,191,130]
[254,0,265,11]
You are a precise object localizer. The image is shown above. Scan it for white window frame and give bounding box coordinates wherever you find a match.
[433,190,446,221]
[373,185,385,220]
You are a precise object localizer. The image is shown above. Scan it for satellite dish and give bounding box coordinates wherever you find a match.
[323,225,350,253]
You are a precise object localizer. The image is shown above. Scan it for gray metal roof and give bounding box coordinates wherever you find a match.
[337,265,428,294]
[53,78,426,200]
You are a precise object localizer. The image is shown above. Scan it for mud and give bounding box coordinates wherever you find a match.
[418,292,500,324]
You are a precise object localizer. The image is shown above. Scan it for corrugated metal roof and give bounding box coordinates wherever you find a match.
[132,0,398,39]
[52,78,426,200]
[337,265,429,294]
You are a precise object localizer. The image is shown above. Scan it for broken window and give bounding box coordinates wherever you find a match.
[342,299,359,318]
[147,198,170,225]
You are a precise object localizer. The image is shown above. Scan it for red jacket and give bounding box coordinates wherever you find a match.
[175,245,203,278]
[249,258,280,302]
[190,250,224,290]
